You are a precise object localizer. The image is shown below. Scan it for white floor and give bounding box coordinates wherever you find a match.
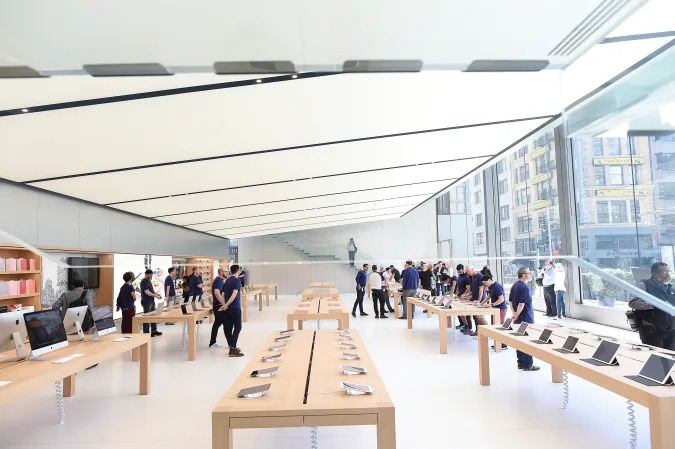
[0,294,652,449]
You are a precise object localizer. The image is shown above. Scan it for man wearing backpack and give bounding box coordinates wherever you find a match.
[52,279,93,320]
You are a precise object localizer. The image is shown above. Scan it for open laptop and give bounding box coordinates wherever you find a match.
[499,318,513,330]
[581,340,621,366]
[554,336,580,354]
[510,322,529,336]
[531,328,553,344]
[625,354,675,386]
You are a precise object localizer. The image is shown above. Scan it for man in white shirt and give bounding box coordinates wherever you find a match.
[369,265,388,319]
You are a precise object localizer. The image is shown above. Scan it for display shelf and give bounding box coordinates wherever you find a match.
[0,293,40,301]
[0,270,41,275]
[0,245,42,311]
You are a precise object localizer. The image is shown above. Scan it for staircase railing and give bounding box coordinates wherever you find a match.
[270,232,378,268]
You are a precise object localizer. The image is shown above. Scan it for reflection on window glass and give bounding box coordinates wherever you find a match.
[573,134,668,309]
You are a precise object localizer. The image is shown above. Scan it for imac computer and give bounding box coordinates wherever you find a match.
[93,306,117,340]
[23,309,69,360]
[0,310,29,361]
[62,306,89,340]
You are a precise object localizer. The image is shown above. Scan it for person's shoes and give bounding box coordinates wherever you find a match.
[380,315,388,319]
[468,331,478,337]
[374,315,379,319]
[209,343,224,349]
[522,365,540,372]
[492,344,508,350]
[399,315,407,320]
[196,320,203,324]
[388,308,395,313]
[360,312,369,316]
[552,317,558,320]
[229,348,244,357]
[460,328,472,335]
[352,311,356,318]
[561,315,566,319]
[151,331,162,337]
[455,325,463,330]
[423,310,428,314]
[517,364,523,370]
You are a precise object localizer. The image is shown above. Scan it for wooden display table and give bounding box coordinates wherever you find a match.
[132,306,213,361]
[309,282,335,288]
[287,297,350,330]
[477,324,675,449]
[301,287,340,301]
[252,283,279,304]
[0,333,150,422]
[406,297,501,354]
[391,289,431,319]
[212,329,395,449]
[241,288,264,320]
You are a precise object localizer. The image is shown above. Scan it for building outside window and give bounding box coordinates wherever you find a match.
[500,227,510,242]
[500,205,510,221]
[474,190,482,204]
[475,232,484,245]
[609,166,623,185]
[475,213,483,227]
[498,179,508,195]
[595,166,606,185]
[474,173,481,186]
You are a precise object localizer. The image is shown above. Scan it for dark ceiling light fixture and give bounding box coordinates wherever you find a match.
[82,63,173,77]
[0,65,49,78]
[213,61,296,74]
[342,59,423,72]
[463,60,549,72]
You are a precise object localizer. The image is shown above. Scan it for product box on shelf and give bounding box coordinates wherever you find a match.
[6,258,16,271]
[29,259,36,270]
[0,258,5,271]
[18,258,27,271]
[0,281,7,296]
[9,303,21,311]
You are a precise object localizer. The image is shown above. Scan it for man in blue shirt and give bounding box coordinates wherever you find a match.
[188,267,203,302]
[209,267,228,349]
[464,266,488,336]
[164,267,176,306]
[482,274,508,350]
[454,264,471,332]
[140,269,162,337]
[400,260,419,320]
[352,263,369,318]
[509,267,539,371]
[542,260,557,317]
[220,264,244,357]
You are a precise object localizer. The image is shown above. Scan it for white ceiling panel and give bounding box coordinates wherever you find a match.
[24,118,541,205]
[160,185,440,226]
[218,212,408,239]
[1,72,560,181]
[187,196,426,232]
[0,0,639,71]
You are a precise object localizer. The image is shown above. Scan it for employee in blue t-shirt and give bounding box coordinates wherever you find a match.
[208,268,228,349]
[116,271,137,334]
[482,274,509,350]
[400,260,419,320]
[353,263,370,318]
[164,267,176,306]
[509,267,539,371]
[140,269,162,336]
[220,264,244,357]
[188,267,203,302]
[463,267,488,336]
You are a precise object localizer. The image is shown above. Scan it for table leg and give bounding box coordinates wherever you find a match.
[407,301,412,330]
[63,374,76,397]
[343,313,350,329]
[188,318,197,361]
[258,294,263,312]
[649,399,675,449]
[439,313,448,354]
[478,331,491,386]
[427,307,432,318]
[266,288,270,306]
[493,313,502,353]
[243,299,248,322]
[377,406,396,449]
[394,294,400,319]
[298,320,304,330]
[209,312,214,323]
[287,315,294,330]
[140,342,151,394]
[131,317,140,362]
[274,285,278,300]
[212,413,233,449]
[551,366,563,383]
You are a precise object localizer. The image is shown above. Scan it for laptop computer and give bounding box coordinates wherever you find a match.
[581,340,621,366]
[510,322,529,336]
[500,318,513,330]
[531,328,553,344]
[554,336,580,354]
[625,354,675,386]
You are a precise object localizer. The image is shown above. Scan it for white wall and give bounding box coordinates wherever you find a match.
[238,200,438,294]
[0,179,229,257]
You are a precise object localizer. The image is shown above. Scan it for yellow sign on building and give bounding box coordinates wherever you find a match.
[596,189,648,197]
[533,200,552,210]
[530,172,551,184]
[528,146,549,160]
[592,156,645,165]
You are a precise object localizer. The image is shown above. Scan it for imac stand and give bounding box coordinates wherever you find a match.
[0,332,28,362]
[75,321,85,341]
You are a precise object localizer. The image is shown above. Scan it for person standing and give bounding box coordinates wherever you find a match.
[433,262,444,296]
[629,262,675,350]
[140,269,162,337]
[181,275,190,303]
[482,274,508,350]
[221,264,244,357]
[455,264,472,332]
[382,266,395,313]
[116,271,136,334]
[400,260,419,320]
[542,260,557,317]
[419,263,433,292]
[209,268,228,349]
[554,263,567,319]
[353,263,369,317]
[347,238,357,267]
[510,267,539,371]
[52,279,93,319]
[164,267,176,305]
[188,267,203,302]
[369,265,387,318]
[464,266,487,336]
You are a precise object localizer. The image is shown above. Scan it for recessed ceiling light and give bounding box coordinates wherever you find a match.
[256,79,262,83]
[21,108,28,113]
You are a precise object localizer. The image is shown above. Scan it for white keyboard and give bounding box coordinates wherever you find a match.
[52,353,85,364]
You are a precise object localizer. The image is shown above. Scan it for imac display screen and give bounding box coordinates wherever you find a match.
[23,309,67,351]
